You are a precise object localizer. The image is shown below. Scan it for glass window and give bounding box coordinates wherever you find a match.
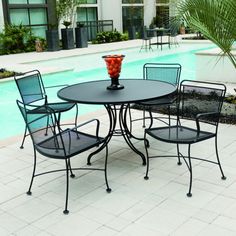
[10,9,29,25]
[8,0,27,3]
[77,8,87,22]
[122,0,143,3]
[6,1,50,39]
[30,8,47,25]
[77,7,97,21]
[77,7,98,40]
[122,6,143,32]
[29,0,46,3]
[31,26,47,38]
[84,0,97,3]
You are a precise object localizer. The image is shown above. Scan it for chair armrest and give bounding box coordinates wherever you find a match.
[196,112,219,119]
[24,102,54,114]
[72,119,101,138]
[195,112,220,132]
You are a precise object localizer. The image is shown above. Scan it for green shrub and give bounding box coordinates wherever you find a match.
[0,24,45,55]
[0,68,16,79]
[92,30,128,44]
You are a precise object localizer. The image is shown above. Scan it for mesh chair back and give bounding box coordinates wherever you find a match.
[14,70,46,105]
[17,100,57,145]
[143,63,181,87]
[179,80,226,125]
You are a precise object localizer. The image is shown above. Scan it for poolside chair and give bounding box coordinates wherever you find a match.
[130,63,181,130]
[139,26,153,52]
[14,70,78,149]
[144,80,226,197]
[16,100,111,214]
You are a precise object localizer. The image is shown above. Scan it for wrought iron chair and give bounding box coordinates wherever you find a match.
[14,70,78,149]
[139,26,153,52]
[130,63,181,130]
[17,100,111,214]
[144,80,226,197]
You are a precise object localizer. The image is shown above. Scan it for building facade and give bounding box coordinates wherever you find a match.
[0,0,174,38]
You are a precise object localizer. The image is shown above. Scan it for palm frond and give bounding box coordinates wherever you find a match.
[176,0,236,68]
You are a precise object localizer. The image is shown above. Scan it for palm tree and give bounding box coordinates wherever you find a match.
[176,0,236,68]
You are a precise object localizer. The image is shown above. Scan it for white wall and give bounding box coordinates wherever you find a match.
[0,1,4,32]
[98,0,156,32]
[99,0,123,32]
[144,0,155,27]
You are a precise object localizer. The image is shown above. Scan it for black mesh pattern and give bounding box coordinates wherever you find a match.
[17,100,103,159]
[140,63,181,106]
[144,63,181,86]
[15,70,75,114]
[147,126,215,144]
[17,102,56,144]
[37,130,104,159]
[180,83,225,124]
[145,80,226,144]
[15,71,45,105]
[47,102,75,112]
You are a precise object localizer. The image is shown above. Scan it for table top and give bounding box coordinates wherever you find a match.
[57,79,176,105]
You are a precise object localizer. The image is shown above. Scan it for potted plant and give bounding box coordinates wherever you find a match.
[56,0,81,50]
[46,24,60,51]
[75,22,88,48]
[61,20,74,49]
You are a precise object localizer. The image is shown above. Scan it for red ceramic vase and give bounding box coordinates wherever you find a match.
[102,54,125,90]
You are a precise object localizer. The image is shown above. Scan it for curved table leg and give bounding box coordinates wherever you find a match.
[119,104,146,165]
[87,104,146,166]
[87,104,116,165]
[125,104,149,147]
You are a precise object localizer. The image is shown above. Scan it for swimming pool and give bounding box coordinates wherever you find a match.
[0,43,214,140]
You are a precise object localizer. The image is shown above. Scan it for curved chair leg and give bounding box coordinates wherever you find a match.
[68,159,75,178]
[215,136,226,180]
[142,107,146,128]
[128,104,132,134]
[187,144,192,197]
[20,125,27,149]
[63,159,70,215]
[144,133,149,180]
[167,105,171,126]
[74,104,79,130]
[27,148,37,195]
[45,115,49,136]
[104,146,111,193]
[177,144,182,165]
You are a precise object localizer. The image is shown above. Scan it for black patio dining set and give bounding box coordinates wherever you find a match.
[14,59,227,214]
[139,25,179,52]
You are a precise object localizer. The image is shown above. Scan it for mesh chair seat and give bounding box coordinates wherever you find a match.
[146,125,215,144]
[139,94,177,106]
[28,102,75,114]
[36,129,104,159]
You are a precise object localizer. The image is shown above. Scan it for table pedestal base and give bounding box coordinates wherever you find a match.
[87,104,147,166]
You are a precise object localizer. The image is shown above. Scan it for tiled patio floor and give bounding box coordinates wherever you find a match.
[1,109,236,235]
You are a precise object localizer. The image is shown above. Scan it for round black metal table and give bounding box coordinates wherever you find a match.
[58,79,176,165]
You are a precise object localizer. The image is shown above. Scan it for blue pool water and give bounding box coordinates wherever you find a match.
[0,44,214,140]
